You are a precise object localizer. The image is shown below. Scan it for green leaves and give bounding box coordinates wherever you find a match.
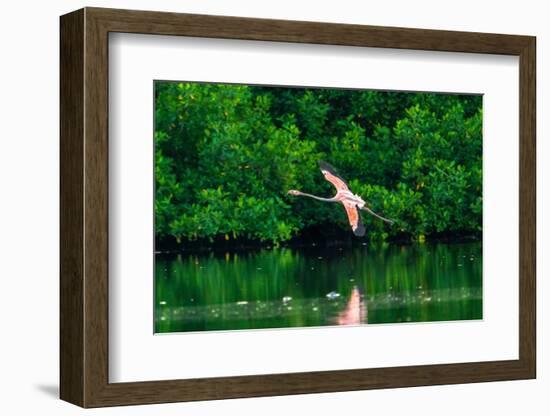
[154,82,482,245]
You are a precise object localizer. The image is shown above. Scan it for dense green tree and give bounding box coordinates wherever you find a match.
[155,82,482,246]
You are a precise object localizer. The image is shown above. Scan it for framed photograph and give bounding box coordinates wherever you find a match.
[60,7,536,407]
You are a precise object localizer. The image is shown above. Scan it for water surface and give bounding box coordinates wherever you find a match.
[155,242,482,333]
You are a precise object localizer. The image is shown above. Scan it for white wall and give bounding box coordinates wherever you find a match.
[0,0,545,414]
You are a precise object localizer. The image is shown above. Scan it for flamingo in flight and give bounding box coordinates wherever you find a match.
[288,162,394,237]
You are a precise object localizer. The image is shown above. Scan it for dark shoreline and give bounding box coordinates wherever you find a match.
[155,230,482,256]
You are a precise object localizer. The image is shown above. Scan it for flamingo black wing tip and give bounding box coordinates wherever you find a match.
[318,160,337,173]
[353,225,366,237]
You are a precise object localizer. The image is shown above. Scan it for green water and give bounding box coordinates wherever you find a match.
[155,242,482,333]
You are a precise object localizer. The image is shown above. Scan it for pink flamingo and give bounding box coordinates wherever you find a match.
[288,162,394,237]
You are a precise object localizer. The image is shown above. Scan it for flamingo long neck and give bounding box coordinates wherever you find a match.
[297,192,337,202]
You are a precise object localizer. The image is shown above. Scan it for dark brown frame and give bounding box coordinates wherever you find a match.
[60,7,536,408]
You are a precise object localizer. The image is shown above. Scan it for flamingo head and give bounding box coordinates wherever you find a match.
[287,190,301,196]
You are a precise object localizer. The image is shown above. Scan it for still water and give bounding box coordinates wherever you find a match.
[155,242,482,333]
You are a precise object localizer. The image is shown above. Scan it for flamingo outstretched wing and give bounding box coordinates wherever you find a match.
[319,161,350,192]
[343,202,365,237]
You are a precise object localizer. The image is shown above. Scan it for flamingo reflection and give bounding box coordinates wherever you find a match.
[336,286,367,325]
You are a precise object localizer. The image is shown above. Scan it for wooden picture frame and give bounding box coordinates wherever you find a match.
[60,7,536,408]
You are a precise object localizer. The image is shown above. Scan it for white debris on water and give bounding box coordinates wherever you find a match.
[326,291,340,300]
